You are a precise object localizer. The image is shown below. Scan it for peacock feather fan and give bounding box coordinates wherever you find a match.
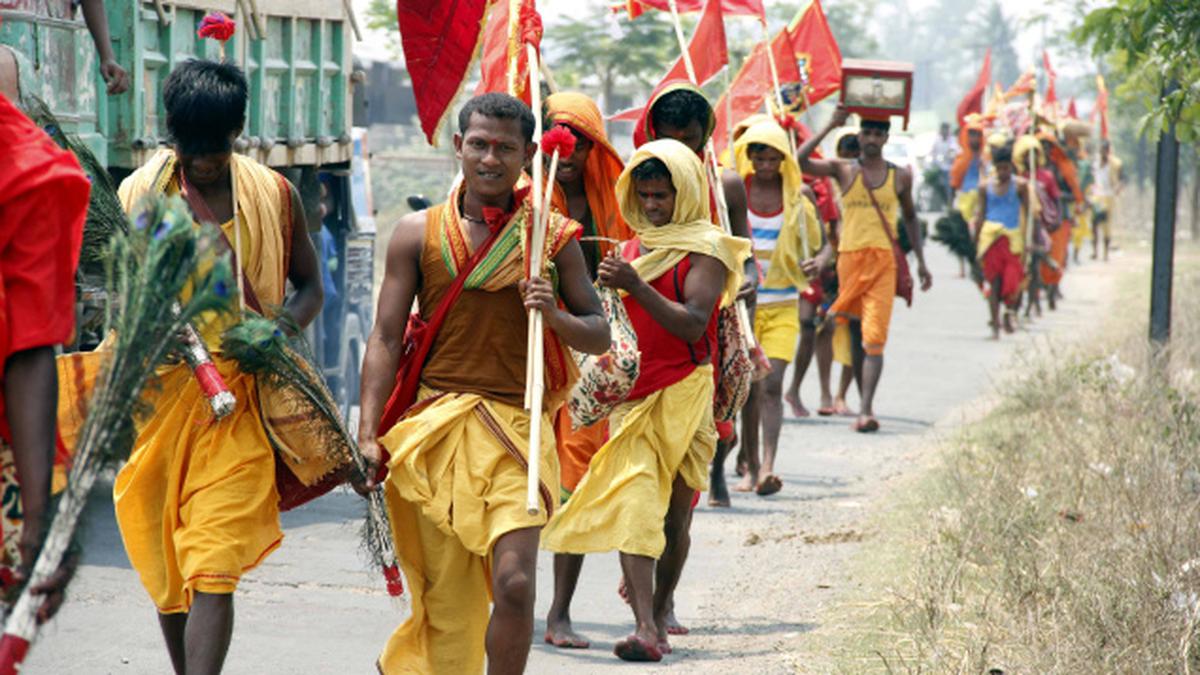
[932,211,984,285]
[0,193,233,665]
[221,316,399,586]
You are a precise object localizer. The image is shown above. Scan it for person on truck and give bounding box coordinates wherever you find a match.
[356,92,609,675]
[110,59,323,675]
[80,0,130,95]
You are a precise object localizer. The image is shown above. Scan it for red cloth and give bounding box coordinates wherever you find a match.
[957,48,991,128]
[474,0,543,105]
[0,93,89,440]
[631,79,715,150]
[659,0,729,88]
[981,237,1022,307]
[1042,50,1057,104]
[621,240,719,401]
[398,0,492,144]
[785,0,843,107]
[712,30,798,158]
[631,0,764,17]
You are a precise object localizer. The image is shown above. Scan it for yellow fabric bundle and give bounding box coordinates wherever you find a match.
[615,139,751,305]
[541,365,716,558]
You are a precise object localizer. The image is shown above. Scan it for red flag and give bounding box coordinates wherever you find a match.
[1095,74,1109,139]
[711,32,793,158]
[1067,97,1078,119]
[610,0,728,123]
[630,0,764,17]
[1042,50,1057,104]
[660,0,729,87]
[475,0,543,105]
[785,0,842,107]
[956,48,991,128]
[398,0,493,145]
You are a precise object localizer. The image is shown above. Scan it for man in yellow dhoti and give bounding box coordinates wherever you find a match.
[109,60,323,674]
[542,139,750,662]
[356,93,609,675]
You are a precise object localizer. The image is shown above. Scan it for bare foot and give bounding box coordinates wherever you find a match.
[708,468,731,507]
[1003,312,1016,334]
[854,415,880,433]
[544,618,590,649]
[832,399,854,417]
[784,391,810,418]
[664,608,689,635]
[617,576,629,605]
[755,474,783,496]
[734,472,757,492]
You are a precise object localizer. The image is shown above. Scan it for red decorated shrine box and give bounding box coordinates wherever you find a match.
[840,59,914,130]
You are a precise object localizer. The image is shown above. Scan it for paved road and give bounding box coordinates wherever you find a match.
[27,242,1123,674]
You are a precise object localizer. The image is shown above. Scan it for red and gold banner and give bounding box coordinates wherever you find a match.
[956,48,991,128]
[475,0,543,105]
[398,0,493,144]
[785,0,842,107]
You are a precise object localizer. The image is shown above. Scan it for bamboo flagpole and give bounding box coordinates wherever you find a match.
[525,41,546,515]
[666,0,767,377]
[757,19,810,255]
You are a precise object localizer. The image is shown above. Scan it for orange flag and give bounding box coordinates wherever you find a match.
[475,0,543,104]
[956,48,991,128]
[785,0,842,107]
[398,0,493,144]
[1042,50,1057,104]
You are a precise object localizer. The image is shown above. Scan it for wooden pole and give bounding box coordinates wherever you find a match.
[525,43,546,516]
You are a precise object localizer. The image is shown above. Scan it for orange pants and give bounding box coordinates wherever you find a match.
[1040,223,1070,285]
[830,248,895,357]
[555,409,608,499]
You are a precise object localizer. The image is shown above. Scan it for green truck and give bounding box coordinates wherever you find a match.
[1,0,374,416]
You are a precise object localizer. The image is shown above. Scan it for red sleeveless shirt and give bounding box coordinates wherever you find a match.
[621,238,719,401]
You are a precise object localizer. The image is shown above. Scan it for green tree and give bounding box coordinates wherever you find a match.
[1074,0,1200,140]
[363,0,401,58]
[542,9,677,117]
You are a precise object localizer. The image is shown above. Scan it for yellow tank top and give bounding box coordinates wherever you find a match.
[839,166,900,253]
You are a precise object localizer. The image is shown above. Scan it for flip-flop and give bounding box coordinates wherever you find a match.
[854,418,880,433]
[817,406,836,416]
[666,623,689,636]
[755,474,783,496]
[614,635,663,662]
[544,631,590,649]
[708,494,731,508]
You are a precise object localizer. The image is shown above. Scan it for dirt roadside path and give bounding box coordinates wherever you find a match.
[27,243,1126,674]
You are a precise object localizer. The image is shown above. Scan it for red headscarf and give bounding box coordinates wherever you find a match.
[632,80,716,150]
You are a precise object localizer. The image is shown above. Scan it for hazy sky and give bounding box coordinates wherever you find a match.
[352,0,1096,78]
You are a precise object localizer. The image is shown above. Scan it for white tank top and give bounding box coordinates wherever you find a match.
[748,206,797,304]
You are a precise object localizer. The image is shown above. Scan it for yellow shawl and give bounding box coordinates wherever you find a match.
[616,139,750,306]
[733,120,822,291]
[117,150,292,346]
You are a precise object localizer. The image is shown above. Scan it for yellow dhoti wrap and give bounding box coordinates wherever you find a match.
[72,149,295,613]
[541,365,716,559]
[378,390,558,675]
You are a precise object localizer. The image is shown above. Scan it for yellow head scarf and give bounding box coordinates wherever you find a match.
[733,120,822,294]
[616,139,750,306]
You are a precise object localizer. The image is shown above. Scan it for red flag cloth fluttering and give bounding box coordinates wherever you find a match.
[628,0,764,18]
[475,0,543,105]
[711,30,794,158]
[1095,74,1109,139]
[956,48,991,128]
[398,0,492,145]
[660,0,729,87]
[1067,97,1078,119]
[785,0,842,107]
[1042,50,1057,104]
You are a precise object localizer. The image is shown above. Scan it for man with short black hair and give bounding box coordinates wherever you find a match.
[113,58,324,674]
[797,107,932,433]
[357,92,609,674]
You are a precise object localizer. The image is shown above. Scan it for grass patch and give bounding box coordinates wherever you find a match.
[805,246,1200,673]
